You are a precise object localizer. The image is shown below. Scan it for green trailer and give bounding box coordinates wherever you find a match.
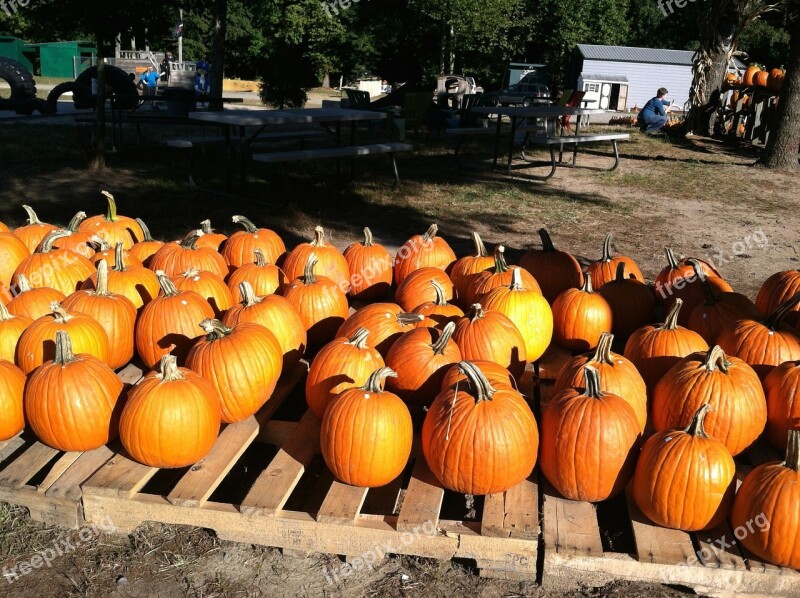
[0,36,34,72]
[26,41,96,78]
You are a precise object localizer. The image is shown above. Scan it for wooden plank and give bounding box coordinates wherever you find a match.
[47,445,115,501]
[117,362,145,387]
[317,481,369,524]
[396,458,444,533]
[167,418,260,508]
[481,492,508,537]
[541,482,603,558]
[82,452,158,499]
[239,411,320,516]
[625,486,697,565]
[36,451,83,493]
[694,522,748,570]
[504,472,539,540]
[0,434,27,463]
[361,475,404,516]
[0,442,59,488]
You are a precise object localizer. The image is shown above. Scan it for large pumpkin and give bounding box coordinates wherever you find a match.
[466,245,540,305]
[149,231,228,279]
[439,359,517,392]
[452,303,527,379]
[0,360,25,441]
[135,271,215,369]
[24,331,122,451]
[283,254,349,348]
[518,228,583,304]
[17,303,110,374]
[78,191,143,250]
[128,218,164,267]
[343,227,393,300]
[753,70,770,87]
[540,365,640,502]
[62,260,137,370]
[221,215,286,272]
[763,361,800,451]
[321,367,413,487]
[717,292,800,380]
[552,273,613,352]
[82,242,160,310]
[731,430,800,569]
[172,268,234,317]
[688,262,759,344]
[661,259,732,327]
[187,319,283,423]
[89,237,142,269]
[755,270,800,320]
[412,279,464,329]
[119,355,221,468]
[393,224,457,285]
[395,266,454,312]
[385,321,461,406]
[227,249,288,302]
[52,212,96,260]
[481,267,553,362]
[554,332,647,432]
[336,303,424,357]
[422,361,538,495]
[632,404,735,531]
[652,345,766,455]
[6,274,65,320]
[13,230,94,296]
[13,205,58,253]
[449,231,494,306]
[654,248,720,304]
[0,232,31,288]
[599,262,655,341]
[196,219,228,251]
[768,67,785,92]
[624,299,709,395]
[305,327,385,419]
[743,65,761,86]
[0,300,32,364]
[222,281,306,370]
[585,233,644,289]
[282,226,350,294]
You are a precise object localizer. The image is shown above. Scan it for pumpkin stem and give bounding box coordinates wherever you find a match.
[431,279,448,305]
[363,227,374,247]
[16,274,32,293]
[253,249,268,267]
[53,330,78,366]
[200,219,214,235]
[703,345,730,373]
[785,430,800,472]
[89,235,110,252]
[232,215,258,233]
[348,327,371,349]
[238,281,261,307]
[180,231,202,250]
[155,271,180,297]
[471,231,489,257]
[199,318,233,340]
[590,332,615,365]
[0,300,12,321]
[468,303,486,321]
[397,312,425,326]
[302,254,319,284]
[684,404,711,438]
[665,247,680,270]
[614,260,627,282]
[458,360,497,402]
[66,211,87,232]
[431,321,456,355]
[112,242,127,272]
[136,218,155,243]
[94,259,111,296]
[362,366,398,393]
[38,230,71,253]
[689,260,719,306]
[538,228,556,252]
[493,245,508,274]
[662,298,683,330]
[508,267,526,291]
[100,191,119,222]
[22,205,44,226]
[158,354,185,382]
[765,292,800,330]
[600,233,613,262]
[422,224,438,242]
[581,272,595,294]
[50,303,73,324]
[310,226,326,247]
[582,364,603,399]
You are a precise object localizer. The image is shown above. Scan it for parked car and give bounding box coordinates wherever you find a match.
[484,80,551,107]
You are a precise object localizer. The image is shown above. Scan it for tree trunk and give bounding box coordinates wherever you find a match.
[89,43,106,171]
[210,0,228,112]
[759,18,800,169]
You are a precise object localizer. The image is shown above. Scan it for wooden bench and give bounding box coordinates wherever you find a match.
[519,133,630,179]
[446,123,546,160]
[252,142,413,188]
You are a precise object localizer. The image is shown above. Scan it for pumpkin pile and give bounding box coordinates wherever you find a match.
[2,197,800,570]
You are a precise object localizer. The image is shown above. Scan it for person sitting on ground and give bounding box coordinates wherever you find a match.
[637,87,673,133]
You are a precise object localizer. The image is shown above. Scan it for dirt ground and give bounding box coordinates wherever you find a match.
[0,118,798,597]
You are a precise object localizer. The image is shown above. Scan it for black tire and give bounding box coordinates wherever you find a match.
[76,65,139,110]
[0,57,37,101]
[47,81,93,111]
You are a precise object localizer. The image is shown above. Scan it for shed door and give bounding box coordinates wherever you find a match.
[616,84,628,111]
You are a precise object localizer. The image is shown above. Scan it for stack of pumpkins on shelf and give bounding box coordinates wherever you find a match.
[0,194,798,570]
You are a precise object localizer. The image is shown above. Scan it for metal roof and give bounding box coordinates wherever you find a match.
[580,73,629,82]
[578,44,696,65]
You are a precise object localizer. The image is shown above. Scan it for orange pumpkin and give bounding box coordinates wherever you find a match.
[743,65,761,86]
[412,279,464,329]
[518,228,583,304]
[0,360,25,440]
[756,269,800,319]
[17,303,110,374]
[422,360,538,495]
[227,249,288,302]
[632,404,735,531]
[78,191,143,250]
[283,254,349,348]
[6,274,65,320]
[552,273,613,352]
[0,232,31,287]
[196,219,228,251]
[119,355,221,468]
[731,430,800,568]
[688,263,759,344]
[540,365,640,501]
[452,303,527,379]
[386,321,461,405]
[652,346,766,456]
[439,359,517,392]
[321,367,413,487]
[585,233,644,289]
[62,260,137,370]
[82,242,160,310]
[149,231,228,279]
[336,303,424,357]
[343,227,393,300]
[88,236,142,269]
[393,224,457,285]
[13,205,58,253]
[221,215,286,272]
[12,230,94,296]
[305,327,385,419]
[0,221,8,233]
[661,258,732,327]
[0,300,31,364]
[135,271,215,369]
[222,281,306,370]
[24,331,122,451]
[395,266,455,312]
[187,319,283,423]
[466,245,541,305]
[171,268,234,317]
[599,261,655,341]
[128,218,164,267]
[449,231,494,306]
[282,226,351,294]
[554,332,647,432]
[753,70,770,88]
[761,360,800,451]
[52,212,96,259]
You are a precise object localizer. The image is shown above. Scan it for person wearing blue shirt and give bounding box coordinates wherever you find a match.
[140,66,160,96]
[637,88,673,133]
